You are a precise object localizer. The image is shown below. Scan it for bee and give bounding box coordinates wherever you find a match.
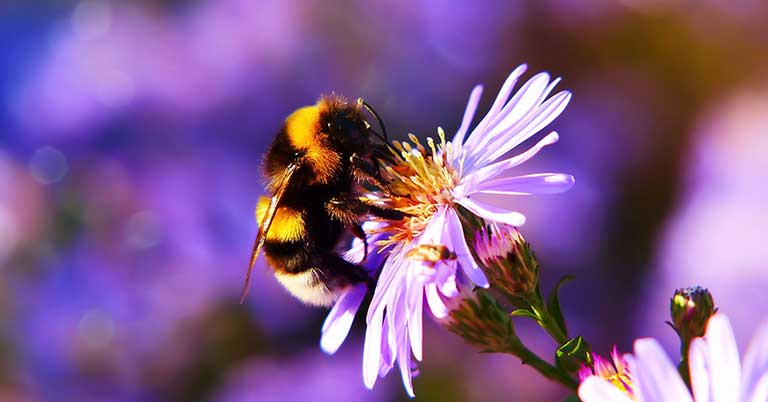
[405,244,457,268]
[240,94,404,306]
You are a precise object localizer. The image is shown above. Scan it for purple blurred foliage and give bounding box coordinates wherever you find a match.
[642,85,768,350]
[210,346,393,402]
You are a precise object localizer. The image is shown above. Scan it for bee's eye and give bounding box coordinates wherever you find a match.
[325,120,344,133]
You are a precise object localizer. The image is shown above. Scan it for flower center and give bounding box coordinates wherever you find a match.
[604,372,634,398]
[580,350,636,400]
[369,130,461,249]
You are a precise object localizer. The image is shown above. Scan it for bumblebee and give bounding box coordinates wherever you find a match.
[241,95,404,306]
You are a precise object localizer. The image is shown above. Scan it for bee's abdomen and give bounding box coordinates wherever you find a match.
[255,197,306,243]
[263,240,316,274]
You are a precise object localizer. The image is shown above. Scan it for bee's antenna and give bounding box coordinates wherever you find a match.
[358,99,388,142]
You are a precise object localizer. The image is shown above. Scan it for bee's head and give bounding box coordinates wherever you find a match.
[318,95,373,155]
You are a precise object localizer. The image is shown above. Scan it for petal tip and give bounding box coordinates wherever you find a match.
[319,336,340,355]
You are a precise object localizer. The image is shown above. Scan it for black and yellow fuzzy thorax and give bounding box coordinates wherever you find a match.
[263,95,367,193]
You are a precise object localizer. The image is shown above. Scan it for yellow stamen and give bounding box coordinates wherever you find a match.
[368,132,461,250]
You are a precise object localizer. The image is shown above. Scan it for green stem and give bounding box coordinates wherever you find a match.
[678,340,692,390]
[504,337,578,391]
[520,286,568,345]
[530,300,568,344]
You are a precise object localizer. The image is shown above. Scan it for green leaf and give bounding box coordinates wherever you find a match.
[510,309,540,321]
[547,274,575,337]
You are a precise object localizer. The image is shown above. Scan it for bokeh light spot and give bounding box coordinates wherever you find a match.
[77,309,115,349]
[29,146,69,184]
[71,0,113,41]
[0,206,19,261]
[124,210,162,250]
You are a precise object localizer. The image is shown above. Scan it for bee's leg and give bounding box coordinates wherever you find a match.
[366,202,408,221]
[350,153,388,190]
[326,193,407,223]
[350,222,369,261]
[319,252,374,289]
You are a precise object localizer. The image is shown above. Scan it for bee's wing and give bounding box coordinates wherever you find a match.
[240,161,302,303]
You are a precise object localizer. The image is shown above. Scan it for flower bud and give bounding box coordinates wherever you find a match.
[669,286,716,388]
[474,223,537,297]
[443,289,519,353]
[670,286,716,347]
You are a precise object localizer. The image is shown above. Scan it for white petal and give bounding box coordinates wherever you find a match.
[464,65,528,150]
[397,330,415,397]
[578,377,634,402]
[379,316,395,373]
[456,131,560,193]
[705,314,741,402]
[425,282,449,318]
[452,85,483,146]
[486,75,562,138]
[419,206,448,243]
[475,90,571,167]
[320,284,367,355]
[747,377,768,402]
[367,248,406,323]
[434,222,459,297]
[363,306,384,389]
[743,320,768,402]
[689,338,711,402]
[445,207,490,287]
[407,282,424,362]
[474,173,575,195]
[455,197,526,227]
[633,338,693,402]
[386,280,407,353]
[436,269,459,298]
[465,71,550,157]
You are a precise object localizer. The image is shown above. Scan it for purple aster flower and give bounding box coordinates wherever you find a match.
[578,346,634,396]
[579,314,768,402]
[361,64,574,396]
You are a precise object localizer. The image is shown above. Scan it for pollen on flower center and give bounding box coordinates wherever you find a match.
[369,129,461,249]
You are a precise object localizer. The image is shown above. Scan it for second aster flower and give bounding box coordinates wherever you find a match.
[361,64,575,396]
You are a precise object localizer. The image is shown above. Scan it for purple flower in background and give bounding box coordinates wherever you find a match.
[579,314,768,402]
[361,65,574,396]
[644,87,768,349]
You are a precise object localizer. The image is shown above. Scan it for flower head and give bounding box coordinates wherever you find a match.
[579,346,635,398]
[670,286,717,349]
[474,223,538,296]
[361,65,575,396]
[579,314,768,402]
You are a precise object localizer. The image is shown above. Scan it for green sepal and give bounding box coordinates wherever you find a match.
[510,309,539,321]
[555,335,592,373]
[563,394,581,402]
[546,274,575,338]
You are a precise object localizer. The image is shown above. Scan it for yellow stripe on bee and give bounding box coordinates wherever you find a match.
[285,104,342,184]
[255,196,305,242]
[285,106,320,150]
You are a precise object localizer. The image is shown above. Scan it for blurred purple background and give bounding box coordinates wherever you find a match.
[1,1,767,401]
